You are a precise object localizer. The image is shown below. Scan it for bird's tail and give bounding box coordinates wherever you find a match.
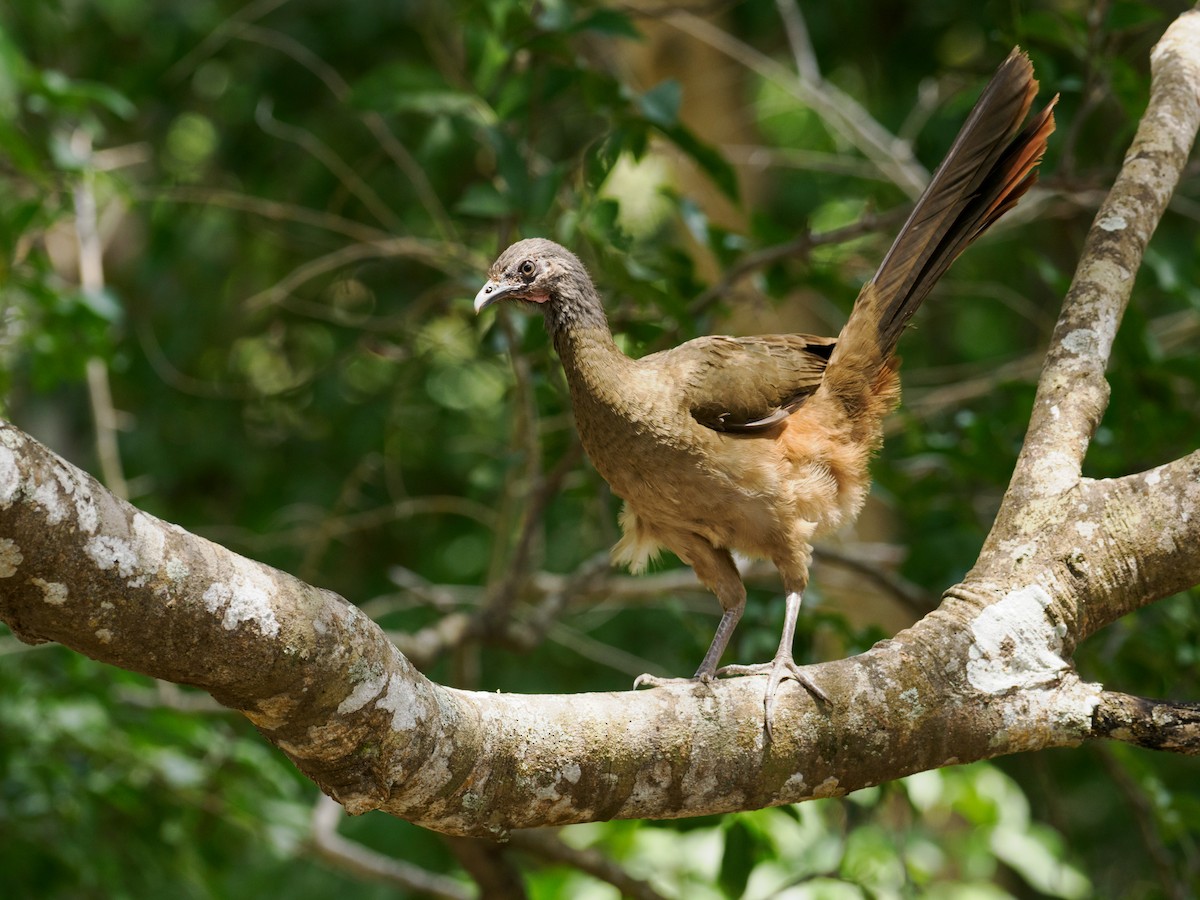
[824,48,1056,414]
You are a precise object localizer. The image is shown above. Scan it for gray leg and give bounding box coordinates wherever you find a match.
[718,542,828,737]
[634,538,746,688]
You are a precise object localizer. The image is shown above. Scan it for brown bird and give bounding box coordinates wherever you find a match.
[475,49,1056,734]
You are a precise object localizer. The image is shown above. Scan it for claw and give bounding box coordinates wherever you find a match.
[636,654,827,739]
[633,673,705,690]
[718,653,828,739]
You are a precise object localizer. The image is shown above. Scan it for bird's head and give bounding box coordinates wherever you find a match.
[473,238,604,333]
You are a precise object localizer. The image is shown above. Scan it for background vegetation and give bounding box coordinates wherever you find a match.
[1,0,1197,896]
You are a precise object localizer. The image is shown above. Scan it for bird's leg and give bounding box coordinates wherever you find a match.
[718,551,827,737]
[718,590,829,729]
[632,604,742,689]
[633,540,746,689]
[692,603,743,680]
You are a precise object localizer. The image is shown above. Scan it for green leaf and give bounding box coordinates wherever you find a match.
[473,31,510,96]
[486,128,530,199]
[586,197,621,236]
[572,9,642,39]
[78,288,123,324]
[351,63,493,123]
[0,23,28,118]
[585,130,627,191]
[0,122,42,177]
[527,165,564,221]
[33,69,135,119]
[637,79,682,128]
[1017,11,1084,51]
[656,123,740,203]
[718,817,757,898]
[533,0,573,32]
[1108,0,1164,30]
[455,182,513,218]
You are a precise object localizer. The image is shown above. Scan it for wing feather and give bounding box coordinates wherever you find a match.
[646,334,836,433]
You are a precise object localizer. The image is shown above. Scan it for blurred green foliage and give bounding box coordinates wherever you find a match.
[1,0,1198,897]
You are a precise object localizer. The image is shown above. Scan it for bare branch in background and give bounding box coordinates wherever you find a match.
[510,828,670,900]
[662,11,929,197]
[254,98,401,231]
[688,205,910,315]
[71,129,129,501]
[311,796,471,900]
[237,23,458,242]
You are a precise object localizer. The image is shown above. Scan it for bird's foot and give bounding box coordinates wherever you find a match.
[632,671,714,690]
[718,653,829,739]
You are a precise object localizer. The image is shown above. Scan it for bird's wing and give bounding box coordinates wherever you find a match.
[648,334,837,433]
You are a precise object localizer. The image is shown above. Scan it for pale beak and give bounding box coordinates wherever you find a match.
[474,280,517,314]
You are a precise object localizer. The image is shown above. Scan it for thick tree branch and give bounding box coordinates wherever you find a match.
[0,420,1111,838]
[1074,453,1200,635]
[959,10,1200,646]
[998,9,1200,513]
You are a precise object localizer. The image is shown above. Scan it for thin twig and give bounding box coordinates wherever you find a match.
[663,11,928,197]
[242,237,478,312]
[1093,692,1200,755]
[143,185,392,244]
[236,23,458,242]
[510,829,670,900]
[1057,0,1114,179]
[310,796,471,900]
[897,78,942,144]
[115,681,230,714]
[134,318,256,400]
[483,312,545,599]
[542,620,674,679]
[688,205,909,315]
[773,0,820,84]
[297,453,382,583]
[165,0,292,82]
[254,98,401,231]
[812,545,930,613]
[387,535,924,670]
[442,836,526,900]
[1094,746,1189,900]
[202,495,500,552]
[477,443,584,632]
[720,144,892,180]
[72,129,129,500]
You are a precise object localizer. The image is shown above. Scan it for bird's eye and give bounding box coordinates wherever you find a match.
[519,260,536,277]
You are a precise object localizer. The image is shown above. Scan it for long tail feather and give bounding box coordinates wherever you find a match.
[826,49,1056,397]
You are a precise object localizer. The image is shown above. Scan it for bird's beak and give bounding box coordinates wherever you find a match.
[474,280,516,314]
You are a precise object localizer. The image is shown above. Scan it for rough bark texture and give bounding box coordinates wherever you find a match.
[2,9,1200,840]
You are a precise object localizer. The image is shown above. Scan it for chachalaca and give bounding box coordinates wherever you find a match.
[474,49,1056,734]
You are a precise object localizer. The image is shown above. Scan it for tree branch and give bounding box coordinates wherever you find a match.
[1093,692,1200,754]
[310,796,471,899]
[1074,453,1200,636]
[998,9,1200,512]
[661,11,929,198]
[236,23,459,242]
[962,10,1200,634]
[0,420,1113,838]
[509,828,670,900]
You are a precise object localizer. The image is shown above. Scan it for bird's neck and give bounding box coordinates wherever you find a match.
[544,284,635,408]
